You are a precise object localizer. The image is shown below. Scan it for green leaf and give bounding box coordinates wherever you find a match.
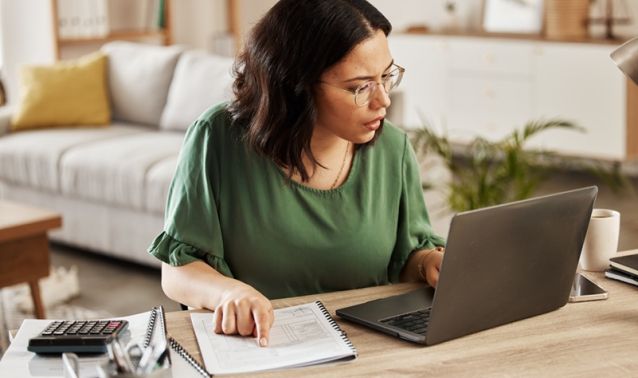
[409,117,629,212]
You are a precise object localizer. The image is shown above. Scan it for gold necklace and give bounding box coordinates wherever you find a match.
[330,142,350,189]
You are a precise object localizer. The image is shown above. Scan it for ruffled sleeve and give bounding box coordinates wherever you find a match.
[387,135,446,282]
[147,110,233,277]
[148,231,232,277]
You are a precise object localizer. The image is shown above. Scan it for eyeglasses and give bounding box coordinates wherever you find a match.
[320,64,405,107]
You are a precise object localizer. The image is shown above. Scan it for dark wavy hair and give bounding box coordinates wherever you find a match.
[228,0,392,182]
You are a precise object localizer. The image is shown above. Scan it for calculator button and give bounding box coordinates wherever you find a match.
[66,324,83,335]
[89,323,108,334]
[57,321,75,333]
[78,322,94,335]
[52,322,73,336]
[41,323,62,336]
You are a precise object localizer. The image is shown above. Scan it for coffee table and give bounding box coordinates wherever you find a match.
[0,201,62,319]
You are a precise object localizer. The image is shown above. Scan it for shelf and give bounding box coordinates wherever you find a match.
[50,0,173,59]
[58,29,170,45]
[399,29,628,46]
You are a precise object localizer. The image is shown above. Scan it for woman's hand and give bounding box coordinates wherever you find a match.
[213,283,274,347]
[420,247,445,287]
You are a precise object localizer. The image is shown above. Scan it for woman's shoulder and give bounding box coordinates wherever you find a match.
[194,102,233,130]
[375,120,408,152]
[186,102,242,141]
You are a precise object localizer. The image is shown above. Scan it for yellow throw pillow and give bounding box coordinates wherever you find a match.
[11,51,111,130]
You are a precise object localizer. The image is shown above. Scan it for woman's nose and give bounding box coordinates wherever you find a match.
[369,83,391,109]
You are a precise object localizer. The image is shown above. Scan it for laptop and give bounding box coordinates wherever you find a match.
[336,186,597,345]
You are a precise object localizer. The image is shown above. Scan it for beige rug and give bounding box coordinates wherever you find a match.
[0,266,112,356]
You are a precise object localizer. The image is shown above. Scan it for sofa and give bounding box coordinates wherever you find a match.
[0,41,234,267]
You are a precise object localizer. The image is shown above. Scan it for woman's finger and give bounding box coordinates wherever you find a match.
[213,306,224,334]
[221,304,237,334]
[252,306,273,347]
[235,302,255,336]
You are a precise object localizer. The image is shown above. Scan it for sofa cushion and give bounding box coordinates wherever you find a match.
[102,42,183,127]
[59,132,183,211]
[0,124,144,192]
[145,156,178,214]
[11,51,110,130]
[159,50,234,131]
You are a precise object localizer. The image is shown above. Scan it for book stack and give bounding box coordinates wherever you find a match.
[57,0,109,38]
[57,0,166,39]
[605,252,638,287]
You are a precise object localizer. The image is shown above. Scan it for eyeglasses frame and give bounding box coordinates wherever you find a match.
[319,63,405,107]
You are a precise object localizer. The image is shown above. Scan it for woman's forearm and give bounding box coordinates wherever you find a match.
[400,249,433,282]
[161,261,245,310]
[400,247,445,285]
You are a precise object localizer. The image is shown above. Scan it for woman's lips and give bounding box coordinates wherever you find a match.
[364,117,384,131]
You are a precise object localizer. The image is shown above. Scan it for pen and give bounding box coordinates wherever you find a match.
[96,360,118,378]
[136,342,156,374]
[61,352,79,378]
[111,338,134,373]
[142,337,168,375]
[106,341,124,373]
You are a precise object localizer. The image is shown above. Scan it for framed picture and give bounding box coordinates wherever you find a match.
[482,0,544,34]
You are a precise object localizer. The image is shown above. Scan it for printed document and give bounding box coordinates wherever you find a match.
[190,301,356,374]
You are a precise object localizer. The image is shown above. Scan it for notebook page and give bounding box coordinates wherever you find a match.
[190,301,355,375]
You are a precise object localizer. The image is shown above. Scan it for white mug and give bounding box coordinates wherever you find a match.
[580,209,620,272]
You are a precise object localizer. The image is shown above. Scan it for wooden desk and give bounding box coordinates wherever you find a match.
[0,201,62,319]
[166,255,638,377]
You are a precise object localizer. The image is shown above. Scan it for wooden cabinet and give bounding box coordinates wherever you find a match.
[531,43,625,160]
[446,39,535,144]
[50,0,172,60]
[389,33,638,161]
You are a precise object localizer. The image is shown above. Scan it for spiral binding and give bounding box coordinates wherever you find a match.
[168,336,212,378]
[314,301,357,356]
[143,306,159,348]
[157,306,167,342]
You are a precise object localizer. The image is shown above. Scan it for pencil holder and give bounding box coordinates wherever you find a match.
[96,360,172,378]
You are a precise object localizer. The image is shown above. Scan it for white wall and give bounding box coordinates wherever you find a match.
[205,0,638,44]
[229,0,483,39]
[370,0,484,32]
[0,0,56,105]
[171,0,228,51]
[2,0,638,101]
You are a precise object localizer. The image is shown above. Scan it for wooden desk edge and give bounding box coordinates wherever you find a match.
[165,249,638,376]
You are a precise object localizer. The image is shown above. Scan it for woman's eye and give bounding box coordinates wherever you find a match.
[358,82,375,92]
[383,71,397,80]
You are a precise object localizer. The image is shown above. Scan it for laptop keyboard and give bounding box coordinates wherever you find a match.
[380,308,431,335]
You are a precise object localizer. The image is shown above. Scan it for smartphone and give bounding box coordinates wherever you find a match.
[569,273,608,302]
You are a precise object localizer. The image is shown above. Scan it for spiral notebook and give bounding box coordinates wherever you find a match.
[190,301,357,375]
[145,305,211,378]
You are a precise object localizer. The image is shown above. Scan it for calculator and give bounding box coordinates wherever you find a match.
[27,320,129,354]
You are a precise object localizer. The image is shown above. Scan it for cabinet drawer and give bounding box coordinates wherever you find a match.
[448,38,534,76]
[446,76,533,142]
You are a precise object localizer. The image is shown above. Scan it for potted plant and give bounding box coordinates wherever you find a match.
[411,119,628,212]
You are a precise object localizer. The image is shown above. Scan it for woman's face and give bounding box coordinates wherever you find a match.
[314,30,394,145]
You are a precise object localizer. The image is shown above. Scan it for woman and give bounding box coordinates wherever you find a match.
[148,0,445,347]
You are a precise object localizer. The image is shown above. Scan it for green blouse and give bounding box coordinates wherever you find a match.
[148,103,445,299]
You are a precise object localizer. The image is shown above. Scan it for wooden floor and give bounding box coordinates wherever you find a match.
[50,244,179,316]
